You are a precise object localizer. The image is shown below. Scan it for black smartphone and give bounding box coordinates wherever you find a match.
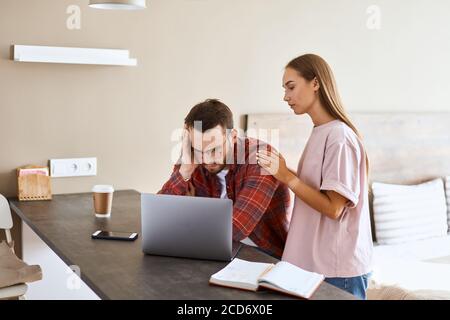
[91,230,138,241]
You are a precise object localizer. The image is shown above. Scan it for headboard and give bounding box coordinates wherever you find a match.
[245,113,450,241]
[246,112,450,184]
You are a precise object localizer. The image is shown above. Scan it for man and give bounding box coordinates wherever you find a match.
[159,99,290,258]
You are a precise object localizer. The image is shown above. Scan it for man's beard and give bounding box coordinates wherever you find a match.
[203,143,232,174]
[203,163,227,174]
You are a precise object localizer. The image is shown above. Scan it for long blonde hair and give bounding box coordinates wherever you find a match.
[286,54,370,177]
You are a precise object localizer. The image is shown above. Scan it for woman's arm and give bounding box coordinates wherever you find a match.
[257,150,348,220]
[285,172,348,220]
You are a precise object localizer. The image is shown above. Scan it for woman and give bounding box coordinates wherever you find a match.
[257,54,373,299]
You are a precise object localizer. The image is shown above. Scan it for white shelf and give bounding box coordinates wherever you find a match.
[13,45,137,66]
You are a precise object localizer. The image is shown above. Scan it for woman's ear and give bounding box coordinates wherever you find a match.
[313,77,320,91]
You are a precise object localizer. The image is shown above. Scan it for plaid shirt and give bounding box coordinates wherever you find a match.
[159,137,290,258]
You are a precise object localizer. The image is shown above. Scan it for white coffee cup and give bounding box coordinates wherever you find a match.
[92,185,114,218]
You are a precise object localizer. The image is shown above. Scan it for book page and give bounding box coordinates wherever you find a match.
[210,258,274,291]
[258,261,324,298]
[18,167,49,176]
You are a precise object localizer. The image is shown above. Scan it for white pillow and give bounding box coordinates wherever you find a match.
[445,176,450,230]
[372,179,448,245]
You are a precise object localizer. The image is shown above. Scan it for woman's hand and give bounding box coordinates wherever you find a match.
[258,150,349,220]
[256,149,294,184]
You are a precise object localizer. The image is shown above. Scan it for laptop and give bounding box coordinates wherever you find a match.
[141,193,242,261]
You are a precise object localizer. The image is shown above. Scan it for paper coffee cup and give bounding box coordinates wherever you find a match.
[92,185,114,218]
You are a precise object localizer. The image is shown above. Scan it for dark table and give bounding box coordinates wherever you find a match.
[9,190,355,300]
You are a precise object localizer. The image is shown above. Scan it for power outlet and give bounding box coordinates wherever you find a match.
[50,157,97,178]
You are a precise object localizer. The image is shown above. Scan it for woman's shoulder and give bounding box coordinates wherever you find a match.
[326,121,361,151]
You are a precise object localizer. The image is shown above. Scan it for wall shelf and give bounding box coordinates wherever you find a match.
[13,45,137,66]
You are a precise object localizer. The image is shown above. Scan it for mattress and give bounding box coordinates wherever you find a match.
[373,234,450,261]
[371,235,450,292]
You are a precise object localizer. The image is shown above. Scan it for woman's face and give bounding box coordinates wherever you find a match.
[282,67,318,115]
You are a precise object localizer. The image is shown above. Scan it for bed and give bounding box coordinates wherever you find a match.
[245,112,450,300]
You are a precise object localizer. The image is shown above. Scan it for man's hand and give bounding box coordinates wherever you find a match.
[179,127,199,181]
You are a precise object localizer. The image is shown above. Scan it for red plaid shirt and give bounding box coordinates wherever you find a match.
[159,137,290,258]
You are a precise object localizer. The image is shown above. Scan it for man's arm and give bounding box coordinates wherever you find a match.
[159,127,199,195]
[231,167,282,241]
[158,165,190,195]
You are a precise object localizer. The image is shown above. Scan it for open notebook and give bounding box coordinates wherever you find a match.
[209,258,324,299]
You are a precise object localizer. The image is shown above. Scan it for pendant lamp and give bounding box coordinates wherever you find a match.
[89,0,146,10]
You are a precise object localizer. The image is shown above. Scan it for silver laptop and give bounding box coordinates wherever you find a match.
[141,193,242,261]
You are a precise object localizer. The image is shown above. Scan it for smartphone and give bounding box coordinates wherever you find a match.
[91,230,138,241]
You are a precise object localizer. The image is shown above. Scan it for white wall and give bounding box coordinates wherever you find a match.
[3,0,450,299]
[1,0,449,197]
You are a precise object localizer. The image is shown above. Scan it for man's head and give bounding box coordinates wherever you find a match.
[184,99,237,174]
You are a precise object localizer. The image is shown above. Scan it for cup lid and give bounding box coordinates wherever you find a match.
[92,185,114,193]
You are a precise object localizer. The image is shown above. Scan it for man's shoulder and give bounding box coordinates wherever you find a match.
[237,136,276,155]
[233,137,278,178]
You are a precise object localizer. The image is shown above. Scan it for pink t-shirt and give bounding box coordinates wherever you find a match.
[282,119,373,278]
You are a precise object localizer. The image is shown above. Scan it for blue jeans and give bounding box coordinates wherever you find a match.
[324,272,371,300]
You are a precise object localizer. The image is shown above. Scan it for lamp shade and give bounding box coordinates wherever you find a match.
[89,0,146,10]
